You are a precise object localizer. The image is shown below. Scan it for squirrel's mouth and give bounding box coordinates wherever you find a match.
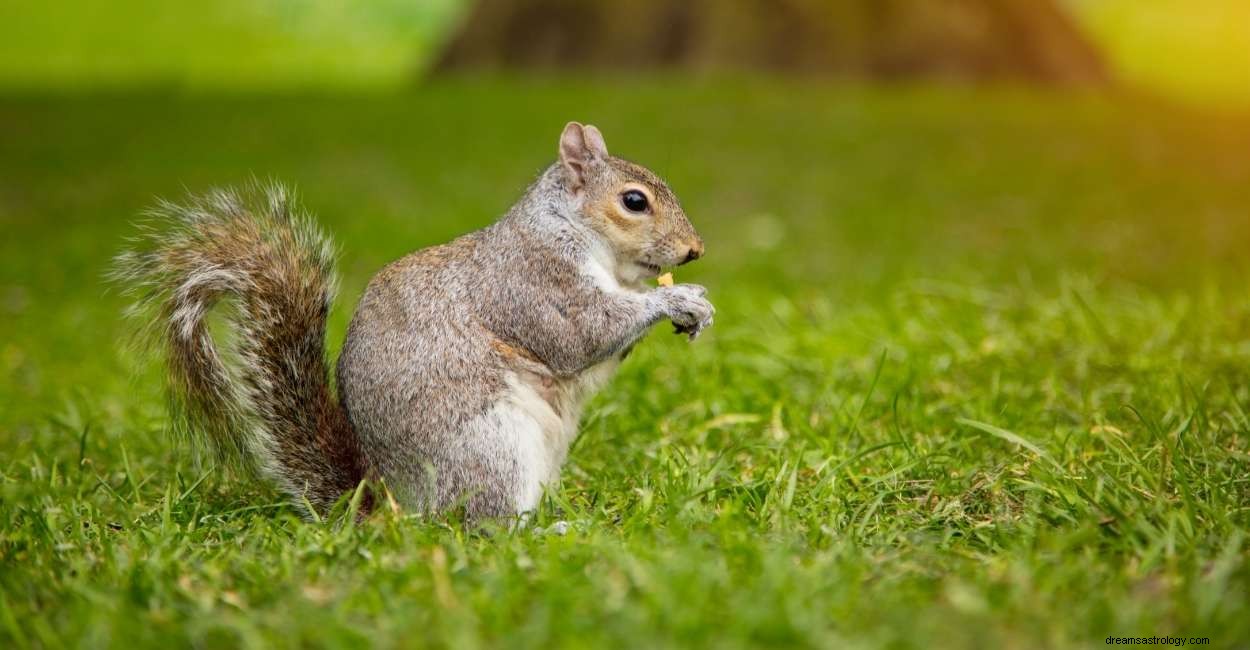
[635,261,662,276]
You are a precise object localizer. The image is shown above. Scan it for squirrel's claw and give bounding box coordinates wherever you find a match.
[675,315,713,341]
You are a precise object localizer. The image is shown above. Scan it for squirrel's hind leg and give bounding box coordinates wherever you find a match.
[446,398,553,519]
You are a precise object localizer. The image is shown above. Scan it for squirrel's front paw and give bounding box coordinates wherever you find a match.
[658,284,715,341]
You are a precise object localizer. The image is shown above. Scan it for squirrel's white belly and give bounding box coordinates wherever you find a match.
[497,358,620,510]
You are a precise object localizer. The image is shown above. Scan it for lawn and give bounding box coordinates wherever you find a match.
[2,80,1250,649]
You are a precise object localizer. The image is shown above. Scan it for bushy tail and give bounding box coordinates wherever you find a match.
[112,183,367,514]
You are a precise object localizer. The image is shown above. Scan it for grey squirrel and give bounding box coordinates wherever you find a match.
[113,122,714,519]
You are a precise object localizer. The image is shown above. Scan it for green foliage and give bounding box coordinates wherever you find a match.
[0,0,462,89]
[1072,0,1250,109]
[1,1,1248,110]
[2,80,1250,648]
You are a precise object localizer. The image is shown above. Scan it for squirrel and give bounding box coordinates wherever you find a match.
[113,122,714,520]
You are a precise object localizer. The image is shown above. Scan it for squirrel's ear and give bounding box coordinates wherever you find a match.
[559,122,609,191]
[582,124,608,158]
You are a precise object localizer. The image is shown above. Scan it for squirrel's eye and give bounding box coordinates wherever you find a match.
[621,190,649,214]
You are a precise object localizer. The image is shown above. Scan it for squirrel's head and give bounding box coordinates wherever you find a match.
[558,122,703,281]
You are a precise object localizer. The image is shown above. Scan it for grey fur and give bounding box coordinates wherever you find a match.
[112,183,366,514]
[116,123,713,520]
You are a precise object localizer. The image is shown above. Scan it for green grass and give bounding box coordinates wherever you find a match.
[2,79,1250,648]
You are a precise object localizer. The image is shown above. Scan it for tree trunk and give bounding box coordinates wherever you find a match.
[432,0,1108,85]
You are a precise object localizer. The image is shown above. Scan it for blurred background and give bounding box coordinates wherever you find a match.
[0,0,1246,108]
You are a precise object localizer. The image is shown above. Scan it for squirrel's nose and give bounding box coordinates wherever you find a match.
[679,241,704,265]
